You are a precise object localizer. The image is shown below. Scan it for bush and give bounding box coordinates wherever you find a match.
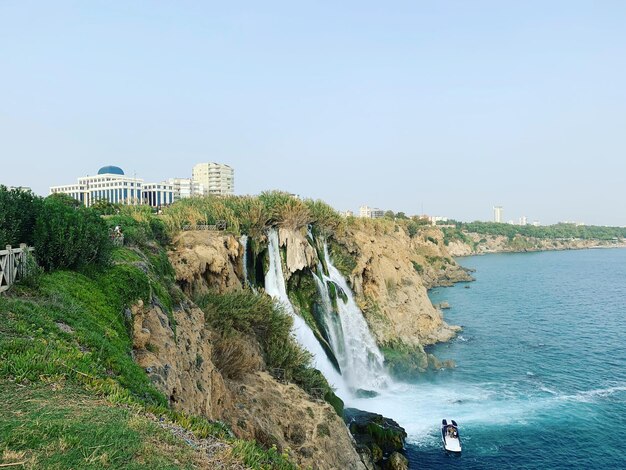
[0,185,42,247]
[196,290,332,395]
[213,336,260,379]
[34,196,112,272]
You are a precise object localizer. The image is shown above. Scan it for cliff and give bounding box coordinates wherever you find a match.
[162,231,367,470]
[150,223,473,467]
[334,224,461,348]
[446,232,626,257]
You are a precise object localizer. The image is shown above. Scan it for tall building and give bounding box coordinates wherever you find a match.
[50,165,174,208]
[359,205,384,219]
[166,178,204,201]
[192,162,234,196]
[493,206,503,223]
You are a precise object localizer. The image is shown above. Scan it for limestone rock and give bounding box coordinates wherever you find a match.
[278,227,318,276]
[131,299,231,420]
[168,231,242,296]
[344,407,406,466]
[386,452,409,470]
[338,225,461,349]
[227,372,366,470]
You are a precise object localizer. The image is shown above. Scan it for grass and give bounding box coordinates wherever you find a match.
[0,246,300,469]
[196,289,343,415]
[0,382,208,469]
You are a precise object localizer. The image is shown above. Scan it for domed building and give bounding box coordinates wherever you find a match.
[50,165,174,208]
[97,165,125,176]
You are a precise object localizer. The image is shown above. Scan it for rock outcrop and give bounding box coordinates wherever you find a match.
[278,227,318,277]
[131,299,231,420]
[336,224,460,348]
[228,372,366,470]
[344,408,407,469]
[168,231,242,296]
[446,232,626,257]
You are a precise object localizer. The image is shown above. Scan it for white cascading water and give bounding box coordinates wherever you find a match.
[240,235,249,285]
[320,242,389,391]
[312,268,347,364]
[264,229,348,397]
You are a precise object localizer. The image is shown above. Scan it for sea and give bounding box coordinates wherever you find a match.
[349,248,626,469]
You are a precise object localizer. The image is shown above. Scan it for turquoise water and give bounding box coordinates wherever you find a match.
[350,248,626,469]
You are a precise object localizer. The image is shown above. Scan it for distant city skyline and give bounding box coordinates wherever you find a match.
[2,2,626,226]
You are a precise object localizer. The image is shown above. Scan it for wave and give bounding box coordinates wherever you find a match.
[558,385,626,403]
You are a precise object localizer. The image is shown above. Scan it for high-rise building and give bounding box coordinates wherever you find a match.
[166,178,204,201]
[359,205,384,219]
[191,162,234,196]
[493,206,503,223]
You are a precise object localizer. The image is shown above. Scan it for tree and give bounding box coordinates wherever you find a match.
[91,199,120,216]
[0,185,42,247]
[34,196,112,271]
[384,210,395,220]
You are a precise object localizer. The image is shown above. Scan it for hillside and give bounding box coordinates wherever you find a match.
[1,187,473,469]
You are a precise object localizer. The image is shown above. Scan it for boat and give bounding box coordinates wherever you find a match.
[441,419,462,453]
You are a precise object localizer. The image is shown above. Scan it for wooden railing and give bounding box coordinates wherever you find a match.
[0,244,35,293]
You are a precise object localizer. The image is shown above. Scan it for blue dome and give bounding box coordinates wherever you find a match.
[97,166,124,175]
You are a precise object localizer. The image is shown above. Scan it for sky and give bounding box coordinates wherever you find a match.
[1,1,625,225]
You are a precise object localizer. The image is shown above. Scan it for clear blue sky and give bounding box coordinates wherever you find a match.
[2,1,625,225]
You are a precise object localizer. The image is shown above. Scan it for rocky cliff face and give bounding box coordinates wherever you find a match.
[140,225,472,468]
[278,227,318,278]
[131,298,232,420]
[335,224,464,348]
[446,232,626,257]
[168,231,243,296]
[228,372,366,470]
[131,230,368,470]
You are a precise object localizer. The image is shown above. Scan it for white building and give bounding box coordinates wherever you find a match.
[359,205,384,219]
[429,216,449,225]
[165,178,204,201]
[192,162,234,196]
[142,182,175,208]
[493,206,503,223]
[50,165,173,208]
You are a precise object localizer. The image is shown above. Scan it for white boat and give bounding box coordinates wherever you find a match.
[441,419,462,453]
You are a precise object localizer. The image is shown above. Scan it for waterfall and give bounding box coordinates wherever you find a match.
[239,234,252,290]
[319,242,389,391]
[264,229,348,397]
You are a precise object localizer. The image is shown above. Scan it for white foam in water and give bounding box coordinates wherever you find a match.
[558,385,626,403]
[265,229,349,397]
[349,380,555,446]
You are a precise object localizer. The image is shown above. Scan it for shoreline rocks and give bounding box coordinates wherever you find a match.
[344,408,407,469]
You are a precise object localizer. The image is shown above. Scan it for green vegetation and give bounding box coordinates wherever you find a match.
[411,261,424,275]
[0,187,111,272]
[0,382,209,469]
[448,220,626,241]
[0,188,303,468]
[160,190,346,238]
[441,226,475,247]
[196,290,344,416]
[380,341,428,376]
[328,240,357,279]
[0,185,42,247]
